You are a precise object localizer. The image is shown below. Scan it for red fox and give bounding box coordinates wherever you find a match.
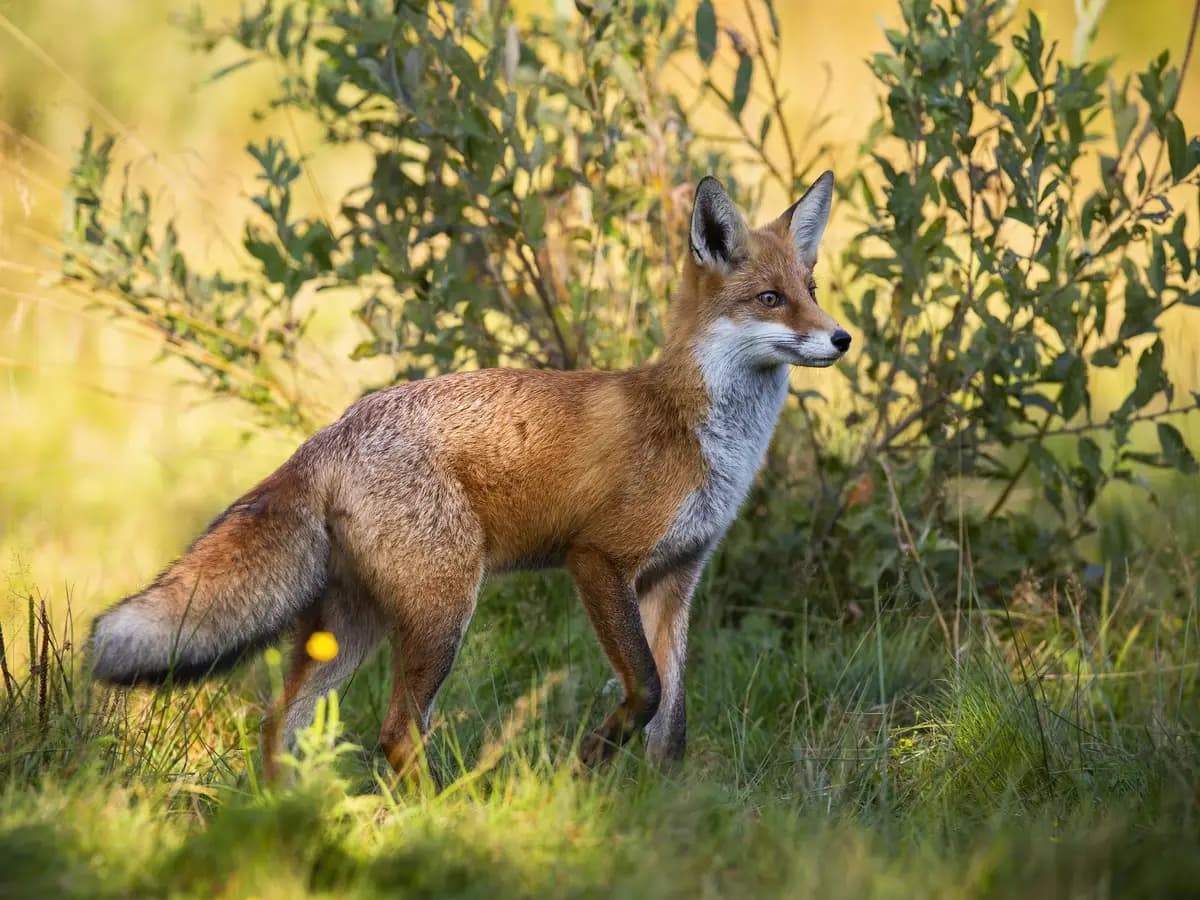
[89,173,850,776]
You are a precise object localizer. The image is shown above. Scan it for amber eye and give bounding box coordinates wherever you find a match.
[756,290,786,308]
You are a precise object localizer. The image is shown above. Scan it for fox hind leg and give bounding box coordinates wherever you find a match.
[262,564,386,779]
[375,559,485,783]
[323,460,488,782]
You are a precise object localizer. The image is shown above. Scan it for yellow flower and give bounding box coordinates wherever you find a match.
[305,630,339,662]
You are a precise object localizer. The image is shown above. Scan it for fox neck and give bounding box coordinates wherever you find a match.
[645,317,790,567]
[687,317,791,460]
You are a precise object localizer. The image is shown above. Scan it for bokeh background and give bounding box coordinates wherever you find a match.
[2,0,1198,632]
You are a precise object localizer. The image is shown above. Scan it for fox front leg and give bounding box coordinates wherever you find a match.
[568,547,661,767]
[637,558,704,764]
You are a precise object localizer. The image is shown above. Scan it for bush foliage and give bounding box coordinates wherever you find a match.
[830,0,1200,599]
[60,0,1200,620]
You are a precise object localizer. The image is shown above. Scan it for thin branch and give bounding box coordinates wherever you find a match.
[887,401,1200,457]
[740,0,798,182]
[985,414,1055,519]
[516,243,574,369]
[878,460,954,654]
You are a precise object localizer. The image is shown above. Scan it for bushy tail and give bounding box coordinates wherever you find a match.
[90,464,330,684]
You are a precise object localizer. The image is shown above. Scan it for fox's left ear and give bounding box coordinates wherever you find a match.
[780,170,834,268]
[690,176,749,275]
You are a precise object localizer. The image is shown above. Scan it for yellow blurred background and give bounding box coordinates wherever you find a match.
[1,0,1198,634]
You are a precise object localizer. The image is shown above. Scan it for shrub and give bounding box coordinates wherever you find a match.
[62,0,804,427]
[718,0,1200,621]
[59,0,1200,619]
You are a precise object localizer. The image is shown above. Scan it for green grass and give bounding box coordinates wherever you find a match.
[0,554,1197,899]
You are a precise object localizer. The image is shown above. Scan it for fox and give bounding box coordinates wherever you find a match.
[88,172,851,777]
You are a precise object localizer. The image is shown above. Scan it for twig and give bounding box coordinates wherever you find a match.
[0,623,15,702]
[37,600,49,737]
[878,460,954,654]
[889,401,1200,457]
[985,414,1055,519]
[740,0,798,183]
[516,244,574,369]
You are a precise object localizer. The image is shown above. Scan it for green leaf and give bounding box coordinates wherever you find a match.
[206,57,257,84]
[1123,338,1166,413]
[350,340,378,361]
[1168,214,1194,280]
[610,54,641,99]
[1022,392,1058,416]
[1149,237,1166,294]
[276,4,294,58]
[1157,423,1199,474]
[1114,102,1138,151]
[731,54,753,117]
[524,195,546,241]
[695,0,717,66]
[759,112,772,145]
[1058,354,1088,420]
[1122,450,1171,469]
[761,0,780,40]
[1078,436,1103,479]
[1119,261,1160,340]
[1166,114,1191,181]
[245,232,288,283]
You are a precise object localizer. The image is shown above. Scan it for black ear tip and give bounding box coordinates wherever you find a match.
[695,175,725,201]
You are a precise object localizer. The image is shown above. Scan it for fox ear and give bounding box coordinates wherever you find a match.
[781,170,834,268]
[690,177,749,275]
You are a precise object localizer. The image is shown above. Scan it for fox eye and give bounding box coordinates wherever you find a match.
[756,290,785,308]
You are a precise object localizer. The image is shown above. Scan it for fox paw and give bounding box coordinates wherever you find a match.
[578,731,617,769]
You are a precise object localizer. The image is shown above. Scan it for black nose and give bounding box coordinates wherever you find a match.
[831,329,852,353]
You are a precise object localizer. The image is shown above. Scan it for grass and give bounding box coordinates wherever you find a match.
[0,545,1197,899]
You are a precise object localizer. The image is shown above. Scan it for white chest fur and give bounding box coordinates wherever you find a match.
[647,319,791,571]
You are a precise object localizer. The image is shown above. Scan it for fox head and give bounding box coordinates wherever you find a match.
[671,171,850,369]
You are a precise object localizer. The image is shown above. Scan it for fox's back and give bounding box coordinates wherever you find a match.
[320,366,706,569]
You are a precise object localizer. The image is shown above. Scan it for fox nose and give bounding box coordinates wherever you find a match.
[830,329,852,353]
